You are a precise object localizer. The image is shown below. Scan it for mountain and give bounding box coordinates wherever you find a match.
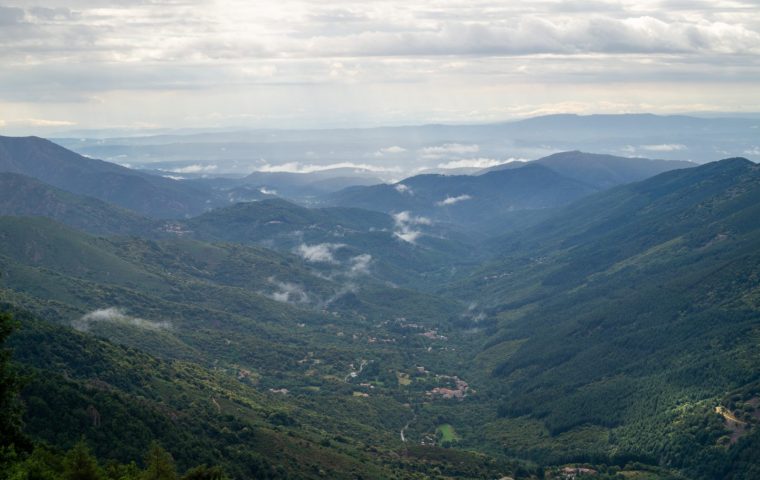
[0,135,218,218]
[240,168,384,198]
[449,158,760,479]
[2,131,759,479]
[176,168,385,203]
[0,172,159,236]
[480,151,695,189]
[55,114,760,174]
[8,308,520,479]
[324,163,598,232]
[182,198,479,288]
[0,215,523,479]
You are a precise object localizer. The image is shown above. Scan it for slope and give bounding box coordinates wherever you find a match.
[0,216,526,478]
[0,172,158,236]
[324,164,597,233]
[480,151,694,189]
[0,135,217,218]
[452,158,760,479]
[183,198,480,288]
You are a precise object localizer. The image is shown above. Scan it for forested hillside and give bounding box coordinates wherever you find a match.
[0,135,757,479]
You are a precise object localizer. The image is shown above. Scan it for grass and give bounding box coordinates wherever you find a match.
[437,424,460,443]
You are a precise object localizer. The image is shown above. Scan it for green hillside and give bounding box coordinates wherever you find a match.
[0,216,524,478]
[183,199,480,289]
[1,143,758,479]
[0,172,158,236]
[450,158,760,479]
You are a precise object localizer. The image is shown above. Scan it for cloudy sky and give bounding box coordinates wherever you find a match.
[1,0,759,134]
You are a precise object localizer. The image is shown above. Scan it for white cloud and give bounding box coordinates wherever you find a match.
[437,158,525,170]
[392,211,432,226]
[3,1,760,132]
[375,145,407,157]
[436,194,473,206]
[73,308,171,332]
[392,211,432,243]
[266,278,309,304]
[348,254,372,276]
[640,144,687,151]
[395,230,423,243]
[743,147,760,156]
[295,243,346,263]
[259,187,277,195]
[420,143,480,159]
[171,164,218,173]
[256,161,400,174]
[394,183,413,195]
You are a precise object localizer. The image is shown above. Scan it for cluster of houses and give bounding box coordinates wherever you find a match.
[427,376,469,400]
[555,466,597,479]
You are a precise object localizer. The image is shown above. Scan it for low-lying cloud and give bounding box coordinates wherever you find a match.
[420,143,480,160]
[256,162,400,174]
[295,243,346,264]
[265,278,310,304]
[394,183,413,195]
[438,158,525,170]
[348,254,373,276]
[375,146,407,157]
[640,144,687,152]
[436,194,473,206]
[392,211,432,243]
[171,164,218,173]
[73,308,171,332]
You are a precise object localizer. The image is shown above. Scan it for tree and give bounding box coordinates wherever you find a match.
[180,466,227,480]
[0,311,27,466]
[142,443,176,480]
[62,441,104,480]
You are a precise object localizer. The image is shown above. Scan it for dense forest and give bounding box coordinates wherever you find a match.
[0,136,759,479]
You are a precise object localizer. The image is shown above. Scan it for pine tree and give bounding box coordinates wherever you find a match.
[62,441,104,480]
[0,312,24,451]
[142,443,177,480]
[181,466,227,480]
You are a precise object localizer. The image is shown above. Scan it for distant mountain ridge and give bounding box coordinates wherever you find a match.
[324,151,691,231]
[0,135,218,218]
[443,157,760,477]
[0,172,158,236]
[479,151,695,188]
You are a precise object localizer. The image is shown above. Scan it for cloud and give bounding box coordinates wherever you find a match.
[0,6,24,26]
[437,158,525,170]
[266,278,309,304]
[392,211,432,243]
[394,183,413,195]
[2,1,760,132]
[307,14,760,57]
[744,147,760,156]
[0,118,78,127]
[295,243,346,263]
[640,144,687,151]
[348,254,372,276]
[171,164,218,173]
[420,143,480,159]
[73,308,171,332]
[375,145,407,156]
[256,161,400,174]
[436,194,473,206]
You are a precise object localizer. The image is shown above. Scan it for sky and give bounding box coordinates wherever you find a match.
[1,0,760,134]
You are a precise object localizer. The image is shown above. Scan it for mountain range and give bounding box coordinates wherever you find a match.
[0,133,758,479]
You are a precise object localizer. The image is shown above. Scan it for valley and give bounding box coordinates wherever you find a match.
[0,132,758,480]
